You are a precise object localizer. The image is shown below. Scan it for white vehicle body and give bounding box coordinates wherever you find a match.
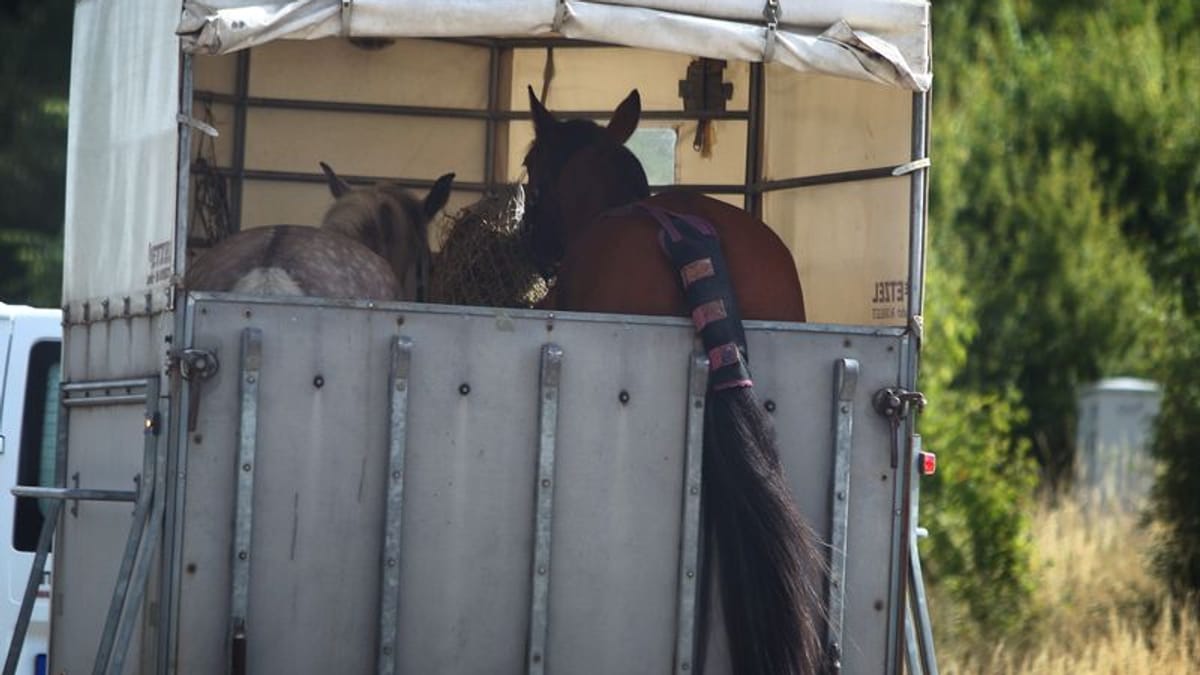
[0,303,60,675]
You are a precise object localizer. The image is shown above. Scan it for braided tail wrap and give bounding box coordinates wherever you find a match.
[642,204,827,674]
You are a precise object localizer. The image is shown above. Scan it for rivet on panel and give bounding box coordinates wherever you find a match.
[618,390,630,405]
[313,375,325,388]
[764,400,776,413]
[537,566,546,575]
[238,551,248,561]
[242,463,252,472]
[459,383,471,396]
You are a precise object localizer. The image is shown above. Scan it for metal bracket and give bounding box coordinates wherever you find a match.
[229,328,262,674]
[378,336,413,675]
[673,352,709,674]
[527,343,563,675]
[827,358,860,671]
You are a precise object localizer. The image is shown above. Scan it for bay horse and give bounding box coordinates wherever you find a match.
[524,88,826,675]
[186,164,453,301]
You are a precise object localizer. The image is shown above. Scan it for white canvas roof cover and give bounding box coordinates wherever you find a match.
[179,1,931,91]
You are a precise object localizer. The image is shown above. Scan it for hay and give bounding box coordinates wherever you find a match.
[428,184,549,308]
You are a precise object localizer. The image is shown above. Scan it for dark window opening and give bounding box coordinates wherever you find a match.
[13,340,61,552]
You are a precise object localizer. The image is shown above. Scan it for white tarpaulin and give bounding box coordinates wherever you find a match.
[64,0,181,307]
[178,0,931,90]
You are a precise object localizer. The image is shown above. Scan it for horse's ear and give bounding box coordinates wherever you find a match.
[606,89,641,144]
[528,85,557,138]
[423,172,455,217]
[320,162,352,199]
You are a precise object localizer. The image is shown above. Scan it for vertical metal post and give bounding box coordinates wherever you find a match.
[527,344,562,675]
[377,336,413,675]
[743,62,765,218]
[109,402,168,675]
[673,352,709,674]
[907,435,939,675]
[229,328,262,673]
[906,90,931,329]
[230,51,251,234]
[827,358,859,670]
[164,53,197,674]
[91,377,162,675]
[484,44,501,190]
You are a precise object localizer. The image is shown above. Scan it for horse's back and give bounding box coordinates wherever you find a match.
[556,193,805,322]
[187,225,401,300]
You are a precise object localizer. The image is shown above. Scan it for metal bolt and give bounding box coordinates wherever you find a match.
[618,390,630,405]
[764,400,776,413]
[313,375,325,388]
[387,558,397,567]
[392,471,401,480]
[541,479,551,488]
[243,309,252,319]
[238,551,248,561]
[841,405,849,413]
[836,490,845,500]
[242,463,252,472]
[538,566,546,575]
[690,486,699,495]
[246,375,256,384]
[459,383,471,396]
[686,569,694,578]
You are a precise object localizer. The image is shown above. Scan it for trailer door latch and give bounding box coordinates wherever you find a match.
[873,387,926,467]
[179,348,219,432]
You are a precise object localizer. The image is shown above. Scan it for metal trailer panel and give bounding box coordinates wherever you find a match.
[152,297,904,675]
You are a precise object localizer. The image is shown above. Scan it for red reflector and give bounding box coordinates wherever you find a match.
[919,451,937,476]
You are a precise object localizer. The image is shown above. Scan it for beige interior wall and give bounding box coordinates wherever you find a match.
[190,42,918,326]
[503,48,747,186]
[763,66,914,326]
[766,179,911,326]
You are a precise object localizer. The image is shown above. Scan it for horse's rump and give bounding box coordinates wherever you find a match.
[554,192,806,322]
[186,225,401,300]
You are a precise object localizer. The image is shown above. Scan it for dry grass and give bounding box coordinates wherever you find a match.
[935,495,1200,674]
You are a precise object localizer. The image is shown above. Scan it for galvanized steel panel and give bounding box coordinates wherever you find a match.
[168,296,903,675]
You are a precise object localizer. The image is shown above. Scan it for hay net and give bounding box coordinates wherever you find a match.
[428,183,549,309]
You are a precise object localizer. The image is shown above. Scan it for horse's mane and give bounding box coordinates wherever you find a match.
[321,183,429,255]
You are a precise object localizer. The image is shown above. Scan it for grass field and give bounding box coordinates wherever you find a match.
[933,495,1199,674]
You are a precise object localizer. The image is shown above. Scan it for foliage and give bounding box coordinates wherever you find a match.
[931,0,1174,483]
[1150,311,1200,595]
[919,247,1039,639]
[0,0,72,305]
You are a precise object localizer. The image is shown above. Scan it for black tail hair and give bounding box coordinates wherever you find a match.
[703,386,828,675]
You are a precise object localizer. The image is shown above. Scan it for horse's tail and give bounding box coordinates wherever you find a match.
[703,384,827,675]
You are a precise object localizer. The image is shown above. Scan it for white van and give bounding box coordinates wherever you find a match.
[0,302,60,675]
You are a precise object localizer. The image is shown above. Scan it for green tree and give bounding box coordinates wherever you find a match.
[0,0,73,306]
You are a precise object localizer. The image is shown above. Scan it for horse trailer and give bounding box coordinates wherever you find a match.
[7,1,938,673]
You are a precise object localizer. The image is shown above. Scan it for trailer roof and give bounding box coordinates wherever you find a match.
[178,1,930,91]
